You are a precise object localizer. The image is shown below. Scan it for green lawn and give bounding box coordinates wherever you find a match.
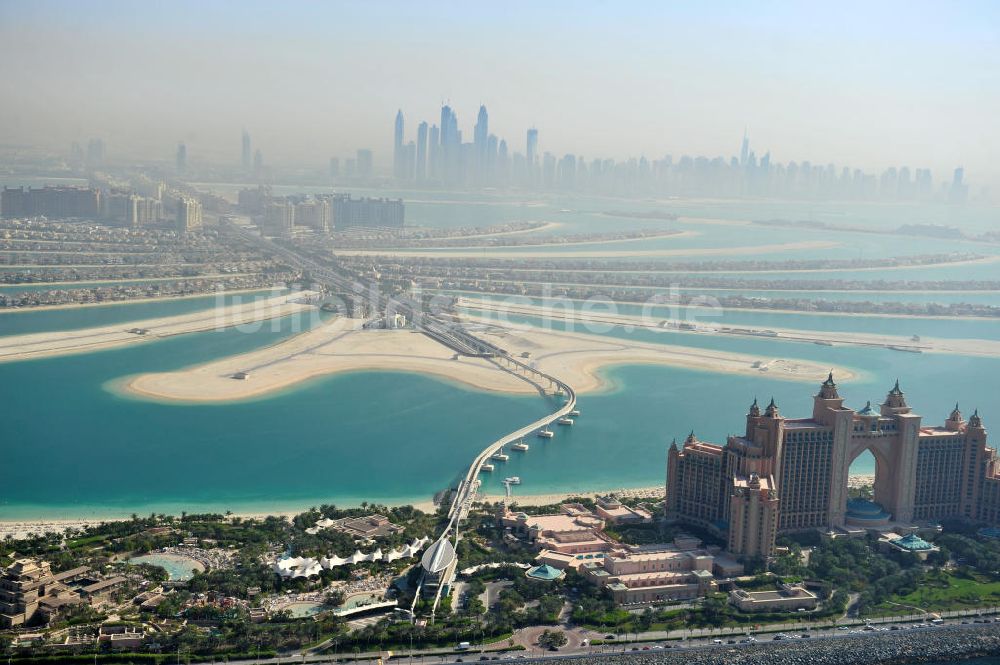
[872,571,1000,615]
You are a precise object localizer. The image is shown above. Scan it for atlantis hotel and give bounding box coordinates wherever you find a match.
[666,375,996,559]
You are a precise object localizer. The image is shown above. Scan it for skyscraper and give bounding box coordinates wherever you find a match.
[393,110,404,180]
[416,122,428,182]
[739,130,750,167]
[428,124,440,180]
[526,128,538,186]
[176,143,187,175]
[439,105,460,185]
[242,130,251,170]
[474,105,489,180]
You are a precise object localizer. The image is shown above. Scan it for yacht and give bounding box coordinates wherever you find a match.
[491,449,510,462]
[512,441,530,451]
[537,428,554,438]
[568,409,581,417]
[504,476,521,485]
[480,463,495,472]
[557,417,574,426]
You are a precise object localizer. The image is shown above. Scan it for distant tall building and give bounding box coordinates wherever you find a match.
[526,127,538,186]
[176,197,202,232]
[253,149,263,178]
[474,105,489,180]
[329,157,340,178]
[739,130,750,166]
[242,130,251,170]
[176,143,187,175]
[356,149,373,178]
[416,121,428,181]
[950,167,968,204]
[393,110,405,179]
[439,105,460,185]
[428,124,440,180]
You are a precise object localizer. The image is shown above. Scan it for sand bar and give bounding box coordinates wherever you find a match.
[0,291,319,363]
[123,314,853,403]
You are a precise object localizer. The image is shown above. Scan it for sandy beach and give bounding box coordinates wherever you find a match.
[332,239,840,259]
[0,475,879,538]
[0,291,319,363]
[122,314,851,403]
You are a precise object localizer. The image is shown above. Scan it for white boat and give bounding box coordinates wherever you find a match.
[504,476,521,485]
[569,409,581,417]
[512,441,530,451]
[557,417,574,426]
[537,429,554,438]
[491,449,510,461]
[480,464,495,472]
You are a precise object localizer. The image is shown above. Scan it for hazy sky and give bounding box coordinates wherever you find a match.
[1,0,998,187]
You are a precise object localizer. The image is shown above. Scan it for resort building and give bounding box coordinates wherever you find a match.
[0,560,90,628]
[500,506,611,556]
[580,542,725,605]
[667,376,994,560]
[728,583,818,613]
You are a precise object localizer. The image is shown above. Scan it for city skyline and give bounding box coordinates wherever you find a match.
[0,1,997,191]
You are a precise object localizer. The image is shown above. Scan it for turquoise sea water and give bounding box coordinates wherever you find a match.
[0,315,550,518]
[2,192,999,519]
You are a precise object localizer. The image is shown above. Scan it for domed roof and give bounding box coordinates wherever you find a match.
[525,564,564,581]
[420,537,456,574]
[894,534,933,551]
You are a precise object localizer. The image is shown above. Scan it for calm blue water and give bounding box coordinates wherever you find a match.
[0,316,550,519]
[3,192,999,518]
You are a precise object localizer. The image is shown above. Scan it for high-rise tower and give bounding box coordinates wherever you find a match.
[416,121,428,182]
[176,143,187,175]
[241,130,251,170]
[393,110,405,180]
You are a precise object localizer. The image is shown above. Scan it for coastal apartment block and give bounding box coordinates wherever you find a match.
[666,375,996,559]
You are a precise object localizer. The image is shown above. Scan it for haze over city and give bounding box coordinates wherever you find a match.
[1,0,998,192]
[4,3,1000,664]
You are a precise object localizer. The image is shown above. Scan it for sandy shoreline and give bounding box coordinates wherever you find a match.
[333,239,840,259]
[0,291,319,363]
[120,313,852,403]
[0,476,882,539]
